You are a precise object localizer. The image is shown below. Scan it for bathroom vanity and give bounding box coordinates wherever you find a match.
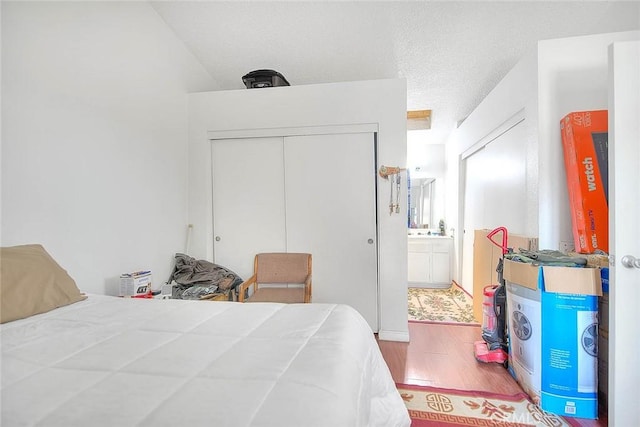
[408,233,453,288]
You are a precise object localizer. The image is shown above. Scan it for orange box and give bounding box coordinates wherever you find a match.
[560,110,608,254]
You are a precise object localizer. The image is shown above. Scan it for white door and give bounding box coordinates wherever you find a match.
[284,133,379,330]
[211,137,286,280]
[608,40,639,426]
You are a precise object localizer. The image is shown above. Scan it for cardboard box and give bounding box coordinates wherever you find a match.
[119,271,152,297]
[560,110,609,254]
[503,259,602,419]
[472,229,538,322]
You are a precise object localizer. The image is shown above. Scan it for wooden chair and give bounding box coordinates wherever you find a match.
[237,253,312,303]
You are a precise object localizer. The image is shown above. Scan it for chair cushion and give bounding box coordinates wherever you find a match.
[248,287,305,303]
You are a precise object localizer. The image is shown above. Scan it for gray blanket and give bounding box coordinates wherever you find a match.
[169,253,244,299]
[506,249,587,267]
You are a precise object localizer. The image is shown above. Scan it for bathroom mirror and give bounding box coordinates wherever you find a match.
[409,178,435,228]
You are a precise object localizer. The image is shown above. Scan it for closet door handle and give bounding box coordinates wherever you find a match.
[215,236,221,242]
[367,238,374,244]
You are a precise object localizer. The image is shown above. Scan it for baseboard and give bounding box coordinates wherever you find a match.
[378,329,410,342]
[409,282,452,289]
[452,280,473,297]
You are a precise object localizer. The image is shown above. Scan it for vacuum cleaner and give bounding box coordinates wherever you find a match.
[474,227,509,365]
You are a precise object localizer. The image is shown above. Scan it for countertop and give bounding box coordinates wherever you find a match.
[408,233,453,239]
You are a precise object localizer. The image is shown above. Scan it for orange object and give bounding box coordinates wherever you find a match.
[560,110,609,254]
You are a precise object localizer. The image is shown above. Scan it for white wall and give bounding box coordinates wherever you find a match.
[1,2,216,294]
[187,79,410,341]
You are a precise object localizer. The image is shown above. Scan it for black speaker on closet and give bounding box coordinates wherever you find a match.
[242,69,290,89]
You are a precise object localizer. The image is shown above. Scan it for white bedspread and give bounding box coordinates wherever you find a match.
[1,295,410,427]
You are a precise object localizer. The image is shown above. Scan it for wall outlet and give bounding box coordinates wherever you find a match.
[560,241,575,254]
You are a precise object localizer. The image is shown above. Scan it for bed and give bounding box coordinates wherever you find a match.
[0,245,410,427]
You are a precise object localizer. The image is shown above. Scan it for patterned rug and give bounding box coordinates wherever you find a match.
[408,283,478,324]
[397,384,579,427]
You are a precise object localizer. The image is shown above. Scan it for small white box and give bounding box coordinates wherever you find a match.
[120,271,152,297]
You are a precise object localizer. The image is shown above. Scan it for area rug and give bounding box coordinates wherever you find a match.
[408,283,478,324]
[397,383,579,427]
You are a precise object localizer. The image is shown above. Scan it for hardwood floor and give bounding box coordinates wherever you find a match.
[377,321,607,426]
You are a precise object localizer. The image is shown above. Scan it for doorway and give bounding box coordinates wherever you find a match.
[407,127,455,319]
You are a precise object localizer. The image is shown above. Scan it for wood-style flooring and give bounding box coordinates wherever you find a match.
[376,321,607,426]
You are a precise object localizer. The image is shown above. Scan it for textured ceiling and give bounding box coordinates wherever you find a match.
[151,1,640,146]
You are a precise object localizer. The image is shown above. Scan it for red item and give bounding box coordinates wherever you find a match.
[482,285,498,333]
[486,227,508,255]
[474,341,508,364]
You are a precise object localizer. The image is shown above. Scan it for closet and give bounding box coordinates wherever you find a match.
[211,131,379,330]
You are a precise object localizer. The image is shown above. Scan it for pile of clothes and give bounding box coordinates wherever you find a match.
[168,253,244,300]
[505,249,588,267]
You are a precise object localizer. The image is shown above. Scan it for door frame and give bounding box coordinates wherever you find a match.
[207,123,378,140]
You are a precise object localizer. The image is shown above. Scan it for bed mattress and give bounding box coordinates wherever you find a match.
[1,295,409,427]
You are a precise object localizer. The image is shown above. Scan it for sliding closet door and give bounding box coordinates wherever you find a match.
[211,137,286,280]
[461,120,527,296]
[284,133,378,330]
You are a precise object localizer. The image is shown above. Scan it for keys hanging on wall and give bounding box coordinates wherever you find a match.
[389,174,395,215]
[395,173,401,213]
[378,165,406,216]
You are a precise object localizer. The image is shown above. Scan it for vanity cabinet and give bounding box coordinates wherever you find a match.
[408,236,452,286]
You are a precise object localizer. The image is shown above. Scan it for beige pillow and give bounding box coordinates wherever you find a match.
[1,244,86,323]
